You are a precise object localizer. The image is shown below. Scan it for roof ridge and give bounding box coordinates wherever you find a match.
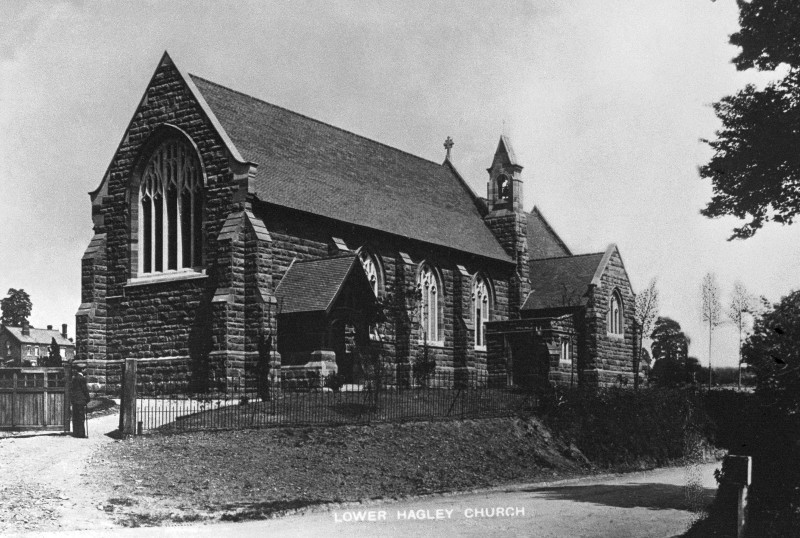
[189,74,447,170]
[531,251,604,262]
[290,254,356,265]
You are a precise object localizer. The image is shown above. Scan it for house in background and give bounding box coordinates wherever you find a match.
[77,52,636,393]
[0,322,75,366]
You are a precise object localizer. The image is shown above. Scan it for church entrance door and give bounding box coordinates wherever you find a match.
[508,333,548,388]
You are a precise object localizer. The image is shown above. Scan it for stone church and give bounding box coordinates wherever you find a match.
[76,52,636,393]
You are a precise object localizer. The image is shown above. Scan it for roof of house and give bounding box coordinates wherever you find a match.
[527,207,571,260]
[189,75,511,263]
[274,255,374,315]
[522,252,606,311]
[2,326,74,347]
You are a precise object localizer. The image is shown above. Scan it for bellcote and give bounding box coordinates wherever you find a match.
[486,135,523,213]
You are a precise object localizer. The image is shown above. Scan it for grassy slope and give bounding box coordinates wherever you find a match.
[93,417,591,526]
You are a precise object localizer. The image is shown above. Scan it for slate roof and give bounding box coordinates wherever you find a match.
[3,326,74,347]
[274,256,370,314]
[527,207,571,260]
[497,135,520,166]
[522,252,606,311]
[189,75,511,263]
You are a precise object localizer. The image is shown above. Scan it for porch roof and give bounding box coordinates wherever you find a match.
[274,255,372,315]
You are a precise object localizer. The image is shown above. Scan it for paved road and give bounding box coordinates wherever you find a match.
[27,462,719,538]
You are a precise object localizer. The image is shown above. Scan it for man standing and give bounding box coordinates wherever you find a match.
[71,364,90,438]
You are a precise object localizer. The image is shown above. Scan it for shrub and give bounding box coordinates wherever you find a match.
[541,386,711,467]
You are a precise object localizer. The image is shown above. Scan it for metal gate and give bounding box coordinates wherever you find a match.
[0,367,70,431]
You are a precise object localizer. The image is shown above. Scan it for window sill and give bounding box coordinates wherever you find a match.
[418,340,446,349]
[474,345,487,352]
[126,269,207,288]
[606,333,625,340]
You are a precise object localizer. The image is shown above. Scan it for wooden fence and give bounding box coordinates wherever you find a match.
[0,366,71,431]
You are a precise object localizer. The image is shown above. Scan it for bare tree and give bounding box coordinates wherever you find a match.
[701,273,722,389]
[728,280,755,390]
[633,278,659,390]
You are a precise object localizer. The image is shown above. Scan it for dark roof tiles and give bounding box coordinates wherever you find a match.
[3,326,74,347]
[527,207,571,260]
[274,256,361,314]
[190,75,511,263]
[523,252,605,311]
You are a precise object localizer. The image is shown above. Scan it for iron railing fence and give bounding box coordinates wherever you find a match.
[135,370,542,432]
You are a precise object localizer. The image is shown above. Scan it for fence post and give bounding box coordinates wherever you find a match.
[720,455,752,538]
[63,363,72,433]
[122,358,137,435]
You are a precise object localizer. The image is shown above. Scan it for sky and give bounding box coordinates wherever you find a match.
[1,0,797,367]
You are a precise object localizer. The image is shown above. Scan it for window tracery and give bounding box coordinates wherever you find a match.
[138,139,203,274]
[472,275,491,349]
[418,263,440,342]
[607,290,624,335]
[358,250,380,296]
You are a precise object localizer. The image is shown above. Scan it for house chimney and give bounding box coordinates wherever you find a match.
[47,325,53,330]
[22,320,30,336]
[61,324,68,339]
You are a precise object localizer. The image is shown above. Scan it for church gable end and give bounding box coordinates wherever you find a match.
[583,245,636,387]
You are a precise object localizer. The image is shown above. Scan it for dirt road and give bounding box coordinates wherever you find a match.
[0,413,120,533]
[2,412,719,537]
[21,462,718,538]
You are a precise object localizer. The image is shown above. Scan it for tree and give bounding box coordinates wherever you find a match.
[701,273,722,389]
[741,289,800,521]
[633,278,659,390]
[650,317,691,386]
[728,280,755,390]
[700,1,800,239]
[743,290,800,412]
[1,288,32,326]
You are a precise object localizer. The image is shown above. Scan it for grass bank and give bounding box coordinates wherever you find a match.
[92,387,718,527]
[93,417,591,526]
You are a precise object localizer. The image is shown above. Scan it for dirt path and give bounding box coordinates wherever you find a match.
[0,413,121,533]
[29,462,719,538]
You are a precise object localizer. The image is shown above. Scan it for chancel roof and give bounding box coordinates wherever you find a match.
[526,207,571,260]
[522,252,606,311]
[189,75,511,263]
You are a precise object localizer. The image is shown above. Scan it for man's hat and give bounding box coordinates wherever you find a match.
[73,363,86,373]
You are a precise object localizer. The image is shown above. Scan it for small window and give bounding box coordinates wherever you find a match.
[607,290,624,336]
[418,263,441,343]
[472,275,491,350]
[358,249,382,297]
[34,347,40,356]
[560,338,571,364]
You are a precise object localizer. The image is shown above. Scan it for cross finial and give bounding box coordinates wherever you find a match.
[444,136,454,161]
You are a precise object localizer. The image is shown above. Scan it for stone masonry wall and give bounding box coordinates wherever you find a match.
[583,248,635,387]
[257,202,513,378]
[80,55,245,392]
[80,54,518,393]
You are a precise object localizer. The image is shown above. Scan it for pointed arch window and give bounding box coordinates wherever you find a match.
[138,139,203,274]
[418,263,441,343]
[472,275,491,350]
[358,249,382,297]
[607,290,624,336]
